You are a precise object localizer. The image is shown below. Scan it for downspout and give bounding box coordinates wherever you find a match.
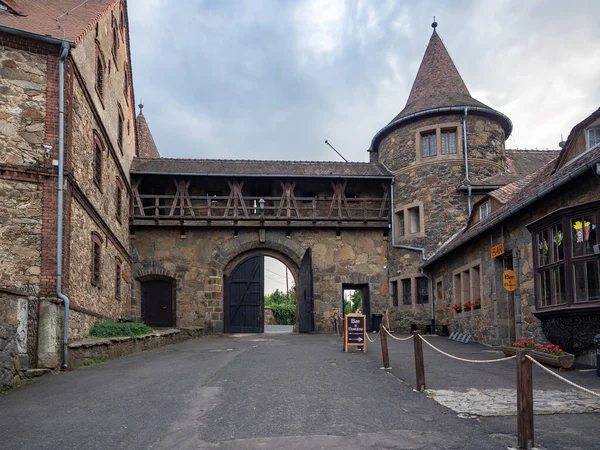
[463,107,471,214]
[57,41,71,369]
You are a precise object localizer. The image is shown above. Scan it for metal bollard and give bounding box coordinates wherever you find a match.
[594,334,600,377]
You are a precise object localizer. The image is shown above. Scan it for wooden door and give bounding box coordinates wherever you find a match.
[224,256,264,333]
[298,248,314,333]
[141,280,174,328]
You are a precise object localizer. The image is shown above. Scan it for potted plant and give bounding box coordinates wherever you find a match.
[452,303,462,314]
[463,301,472,312]
[473,297,481,310]
[500,339,574,369]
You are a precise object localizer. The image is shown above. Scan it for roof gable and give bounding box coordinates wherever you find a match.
[555,107,600,170]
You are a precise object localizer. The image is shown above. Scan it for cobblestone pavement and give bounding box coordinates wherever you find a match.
[426,388,600,416]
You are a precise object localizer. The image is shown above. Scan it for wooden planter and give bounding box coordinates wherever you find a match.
[500,345,575,369]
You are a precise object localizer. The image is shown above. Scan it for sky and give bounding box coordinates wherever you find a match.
[128,0,600,162]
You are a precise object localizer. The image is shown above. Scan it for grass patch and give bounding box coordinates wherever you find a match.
[83,357,107,366]
[89,321,154,338]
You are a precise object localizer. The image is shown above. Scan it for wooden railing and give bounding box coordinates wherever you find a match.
[132,194,389,226]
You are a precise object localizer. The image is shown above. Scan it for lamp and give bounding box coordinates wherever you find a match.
[258,198,265,211]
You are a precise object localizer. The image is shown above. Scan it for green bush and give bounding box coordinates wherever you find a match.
[270,304,296,325]
[89,321,154,338]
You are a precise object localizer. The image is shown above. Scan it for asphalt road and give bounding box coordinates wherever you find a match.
[0,333,596,449]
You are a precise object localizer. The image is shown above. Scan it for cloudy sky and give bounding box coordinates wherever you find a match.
[128,0,600,163]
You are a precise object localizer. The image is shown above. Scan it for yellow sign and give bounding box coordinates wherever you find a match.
[491,243,505,259]
[503,270,517,292]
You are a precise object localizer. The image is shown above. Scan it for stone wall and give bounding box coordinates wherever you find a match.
[0,179,42,291]
[67,199,131,340]
[0,45,47,166]
[0,323,18,390]
[131,228,389,333]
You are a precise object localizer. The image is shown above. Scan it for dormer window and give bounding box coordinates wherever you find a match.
[587,127,600,150]
[480,200,491,220]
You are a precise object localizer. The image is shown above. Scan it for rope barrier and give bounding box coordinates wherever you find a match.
[365,331,380,343]
[419,335,517,363]
[382,326,413,341]
[525,354,600,399]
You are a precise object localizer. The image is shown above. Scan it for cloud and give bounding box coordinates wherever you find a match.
[128,0,600,160]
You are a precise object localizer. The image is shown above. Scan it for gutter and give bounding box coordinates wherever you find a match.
[0,25,75,47]
[421,154,600,268]
[463,108,472,215]
[56,41,71,369]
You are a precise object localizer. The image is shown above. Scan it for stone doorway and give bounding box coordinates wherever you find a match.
[342,283,371,331]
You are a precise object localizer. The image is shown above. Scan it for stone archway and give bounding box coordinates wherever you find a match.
[131,268,177,323]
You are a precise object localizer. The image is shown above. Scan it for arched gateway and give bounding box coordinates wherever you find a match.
[130,160,392,333]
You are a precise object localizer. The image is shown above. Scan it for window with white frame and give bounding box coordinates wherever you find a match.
[587,127,600,150]
[480,200,491,220]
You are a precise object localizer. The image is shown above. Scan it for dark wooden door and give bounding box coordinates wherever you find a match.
[361,285,371,331]
[141,280,174,328]
[298,248,314,333]
[224,256,264,333]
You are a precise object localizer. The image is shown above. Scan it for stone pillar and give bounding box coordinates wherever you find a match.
[37,301,59,368]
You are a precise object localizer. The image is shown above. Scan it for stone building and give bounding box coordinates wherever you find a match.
[422,108,600,365]
[0,0,136,386]
[2,1,595,389]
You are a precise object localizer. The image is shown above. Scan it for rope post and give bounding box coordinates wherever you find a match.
[413,331,426,391]
[380,327,390,369]
[517,351,534,450]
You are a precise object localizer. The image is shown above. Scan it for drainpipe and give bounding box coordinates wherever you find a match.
[57,41,71,369]
[463,107,472,215]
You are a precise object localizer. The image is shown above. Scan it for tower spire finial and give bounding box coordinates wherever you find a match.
[432,16,438,31]
[138,101,144,114]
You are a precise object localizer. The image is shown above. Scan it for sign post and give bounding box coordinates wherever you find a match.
[344,313,366,352]
[503,270,517,292]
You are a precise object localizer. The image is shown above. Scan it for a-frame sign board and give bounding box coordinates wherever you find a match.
[344,313,366,352]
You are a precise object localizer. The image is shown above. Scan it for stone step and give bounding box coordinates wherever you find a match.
[20,368,52,379]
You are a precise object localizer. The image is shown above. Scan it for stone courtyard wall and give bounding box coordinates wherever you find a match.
[131,228,389,333]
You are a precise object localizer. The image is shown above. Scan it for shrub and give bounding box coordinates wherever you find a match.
[270,304,296,325]
[89,321,154,338]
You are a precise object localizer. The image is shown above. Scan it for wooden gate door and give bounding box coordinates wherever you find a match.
[224,256,264,333]
[298,248,314,333]
[141,280,174,328]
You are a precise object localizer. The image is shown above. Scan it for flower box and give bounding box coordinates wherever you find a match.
[499,345,575,369]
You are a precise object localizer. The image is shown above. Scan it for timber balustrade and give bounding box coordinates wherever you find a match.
[131,178,390,228]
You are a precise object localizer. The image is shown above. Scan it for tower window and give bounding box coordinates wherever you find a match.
[422,131,437,157]
[395,202,424,239]
[441,129,457,154]
[408,206,421,234]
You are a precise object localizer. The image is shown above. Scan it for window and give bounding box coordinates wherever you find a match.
[120,8,125,32]
[391,281,398,307]
[123,65,130,104]
[441,129,457,154]
[93,135,103,189]
[396,210,405,237]
[416,277,429,304]
[401,279,411,305]
[116,178,123,223]
[435,279,444,304]
[112,25,118,59]
[408,206,421,234]
[530,202,600,310]
[394,202,424,239]
[117,106,124,151]
[452,261,482,313]
[115,257,122,299]
[480,200,491,220]
[96,55,104,99]
[422,131,437,157]
[91,233,103,286]
[587,127,600,150]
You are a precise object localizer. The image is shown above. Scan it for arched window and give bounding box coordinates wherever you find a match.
[91,232,104,287]
[96,54,104,99]
[93,133,103,189]
[117,104,124,152]
[115,176,123,223]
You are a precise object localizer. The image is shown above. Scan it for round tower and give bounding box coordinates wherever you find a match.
[376,25,512,325]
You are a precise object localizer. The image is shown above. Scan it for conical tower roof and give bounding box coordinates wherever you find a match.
[371,27,512,152]
[391,30,489,122]
[136,104,160,159]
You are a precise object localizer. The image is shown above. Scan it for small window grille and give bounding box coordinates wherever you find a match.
[402,279,412,305]
[96,56,104,98]
[441,130,457,154]
[92,241,101,286]
[422,132,437,157]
